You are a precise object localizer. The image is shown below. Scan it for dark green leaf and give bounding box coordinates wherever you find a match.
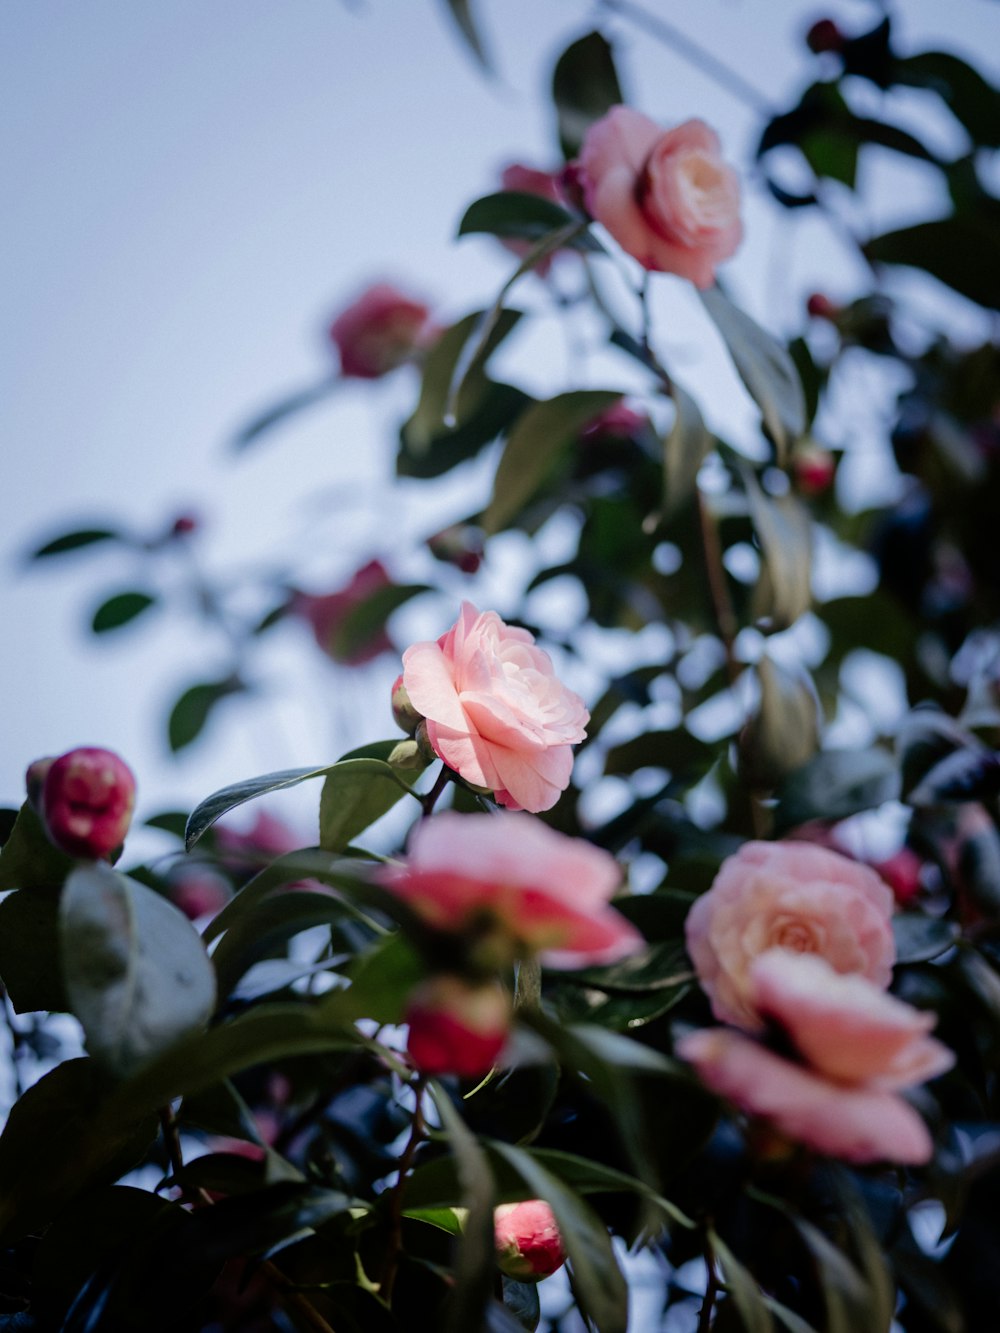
[896,51,1000,148]
[893,914,960,964]
[29,528,121,559]
[709,1229,775,1333]
[740,655,819,786]
[142,811,189,840]
[502,1277,540,1332]
[59,862,216,1077]
[791,1217,872,1333]
[459,191,589,245]
[0,887,69,1012]
[896,706,974,798]
[663,381,713,516]
[773,749,900,835]
[232,378,339,451]
[0,801,74,892]
[318,757,421,853]
[866,216,1000,312]
[186,764,346,850]
[90,590,157,634]
[176,1182,354,1265]
[167,678,245,752]
[483,390,621,534]
[552,31,624,160]
[745,473,812,630]
[701,288,805,461]
[441,0,492,74]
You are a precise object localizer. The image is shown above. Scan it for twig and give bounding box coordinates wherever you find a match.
[420,765,452,819]
[697,1234,721,1332]
[379,1075,428,1302]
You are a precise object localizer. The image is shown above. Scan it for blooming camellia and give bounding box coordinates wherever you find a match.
[379,811,643,968]
[494,1200,566,1281]
[39,746,136,859]
[401,603,589,813]
[328,283,434,379]
[685,839,896,1030]
[678,951,954,1164]
[578,107,741,287]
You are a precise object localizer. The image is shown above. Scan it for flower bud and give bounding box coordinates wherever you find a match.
[413,720,439,767]
[25,757,55,813]
[873,847,923,908]
[168,868,232,921]
[494,1200,566,1281]
[391,675,423,735]
[792,444,836,497]
[426,525,483,575]
[41,747,136,859]
[405,975,511,1078]
[329,283,433,379]
[387,739,424,770]
[806,292,841,322]
[170,513,199,538]
[806,18,845,54]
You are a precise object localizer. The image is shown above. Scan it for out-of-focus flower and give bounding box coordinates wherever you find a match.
[685,840,895,1030]
[872,846,924,907]
[168,867,232,921]
[678,951,953,1164]
[426,523,484,575]
[792,444,836,496]
[806,18,845,54]
[404,974,511,1077]
[401,603,588,812]
[806,292,842,321]
[40,747,136,859]
[215,810,304,867]
[498,162,570,276]
[494,1200,566,1281]
[378,811,643,969]
[578,107,741,287]
[291,559,394,666]
[578,400,648,446]
[329,283,434,379]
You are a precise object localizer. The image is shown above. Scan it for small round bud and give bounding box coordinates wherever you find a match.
[413,720,439,766]
[806,18,845,54]
[806,292,841,322]
[25,757,55,813]
[391,675,423,735]
[792,445,836,497]
[387,739,424,770]
[426,525,483,575]
[405,975,511,1078]
[168,868,231,921]
[494,1200,566,1281]
[41,747,136,859]
[170,513,199,538]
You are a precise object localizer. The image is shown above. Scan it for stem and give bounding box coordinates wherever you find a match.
[2,995,26,1101]
[696,491,740,690]
[379,1076,428,1303]
[697,1235,721,1333]
[515,957,542,1012]
[420,765,452,819]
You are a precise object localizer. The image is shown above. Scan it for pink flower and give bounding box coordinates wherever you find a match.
[168,868,232,921]
[404,974,511,1077]
[578,107,742,287]
[40,747,136,859]
[579,400,647,446]
[678,951,953,1164]
[328,283,434,379]
[685,840,895,1030]
[216,810,304,865]
[378,811,643,968]
[291,559,394,666]
[401,603,589,812]
[494,1200,566,1281]
[872,847,923,907]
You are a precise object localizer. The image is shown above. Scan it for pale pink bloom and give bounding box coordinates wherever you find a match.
[329,283,433,379]
[751,951,954,1090]
[578,107,742,287]
[495,1200,566,1281]
[378,811,643,968]
[685,840,895,1030]
[401,602,589,813]
[405,974,511,1078]
[291,559,394,666]
[677,1028,936,1165]
[40,747,136,859]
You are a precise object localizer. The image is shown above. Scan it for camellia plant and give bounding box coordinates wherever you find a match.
[6,4,1000,1331]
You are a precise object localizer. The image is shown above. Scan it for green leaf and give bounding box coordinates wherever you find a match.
[491,1142,628,1333]
[552,31,624,160]
[896,51,1000,149]
[740,655,819,786]
[167,678,245,752]
[501,1277,540,1331]
[232,377,339,451]
[59,862,216,1077]
[483,390,622,534]
[773,749,900,835]
[341,931,425,1025]
[329,582,430,663]
[866,216,1000,312]
[0,801,74,892]
[0,887,69,1012]
[90,590,157,634]
[663,381,713,516]
[893,914,960,964]
[709,1229,775,1333]
[441,0,492,74]
[701,287,805,461]
[186,764,345,850]
[318,757,421,853]
[745,473,813,630]
[175,1181,354,1266]
[29,527,122,559]
[459,191,587,245]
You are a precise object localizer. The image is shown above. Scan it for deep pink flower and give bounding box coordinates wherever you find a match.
[329,283,433,379]
[578,108,741,287]
[40,747,136,859]
[685,840,896,1030]
[401,603,588,812]
[495,1200,566,1281]
[404,974,511,1077]
[291,559,394,666]
[379,811,643,968]
[579,400,647,445]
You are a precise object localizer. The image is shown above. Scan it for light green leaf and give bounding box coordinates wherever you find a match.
[745,472,812,630]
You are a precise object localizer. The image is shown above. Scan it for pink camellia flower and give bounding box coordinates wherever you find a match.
[379,811,643,968]
[401,602,589,813]
[678,951,953,1165]
[685,840,895,1030]
[494,1200,566,1281]
[578,107,742,287]
[404,974,511,1078]
[291,559,394,666]
[40,746,136,859]
[328,283,434,379]
[579,400,647,446]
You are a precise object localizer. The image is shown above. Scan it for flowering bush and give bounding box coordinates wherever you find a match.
[7,6,1000,1332]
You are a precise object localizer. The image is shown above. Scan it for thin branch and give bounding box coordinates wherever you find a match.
[697,1235,721,1333]
[379,1075,428,1302]
[420,765,452,819]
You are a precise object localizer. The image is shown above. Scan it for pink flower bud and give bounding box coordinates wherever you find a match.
[806,18,845,54]
[329,283,434,379]
[404,975,511,1078]
[170,513,199,538]
[579,401,647,446]
[25,756,55,812]
[494,1200,566,1281]
[872,847,923,907]
[41,747,136,859]
[792,446,836,496]
[391,675,423,736]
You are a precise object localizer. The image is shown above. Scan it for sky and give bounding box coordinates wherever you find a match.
[3,0,999,850]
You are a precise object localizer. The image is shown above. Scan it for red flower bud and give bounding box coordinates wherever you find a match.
[170,513,199,538]
[41,747,136,859]
[169,869,232,921]
[494,1200,566,1281]
[291,560,394,666]
[405,975,511,1078]
[872,847,923,907]
[329,283,434,379]
[806,18,845,54]
[579,400,647,445]
[806,292,841,322]
[792,446,836,496]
